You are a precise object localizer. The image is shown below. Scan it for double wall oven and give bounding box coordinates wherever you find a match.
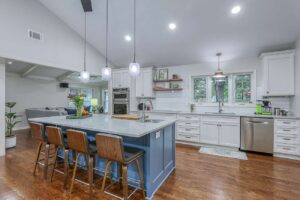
[113,88,129,114]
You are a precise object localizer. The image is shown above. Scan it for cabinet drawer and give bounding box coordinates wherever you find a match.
[177,121,200,128]
[275,135,298,145]
[176,133,199,143]
[274,144,298,155]
[177,127,200,135]
[276,119,298,128]
[275,127,298,136]
[201,116,240,124]
[177,114,200,121]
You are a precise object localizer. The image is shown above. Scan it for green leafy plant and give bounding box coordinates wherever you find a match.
[98,106,104,114]
[72,95,85,116]
[5,102,21,138]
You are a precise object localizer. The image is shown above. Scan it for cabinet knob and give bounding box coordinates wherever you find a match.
[267,91,269,94]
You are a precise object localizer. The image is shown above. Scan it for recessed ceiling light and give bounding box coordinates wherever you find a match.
[168,23,177,30]
[7,61,13,65]
[231,6,241,14]
[125,35,132,41]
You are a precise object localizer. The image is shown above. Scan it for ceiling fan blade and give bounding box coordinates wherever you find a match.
[81,0,92,12]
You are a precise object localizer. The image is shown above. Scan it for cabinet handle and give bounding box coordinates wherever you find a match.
[185,129,191,131]
[283,138,291,141]
[282,147,291,150]
[185,136,191,139]
[185,123,191,125]
[283,122,291,124]
[283,129,291,132]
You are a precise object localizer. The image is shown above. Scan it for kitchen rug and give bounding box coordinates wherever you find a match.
[199,147,248,160]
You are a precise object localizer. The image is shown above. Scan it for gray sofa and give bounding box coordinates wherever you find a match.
[25,107,67,121]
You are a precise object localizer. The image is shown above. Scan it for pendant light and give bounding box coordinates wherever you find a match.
[129,0,140,77]
[80,13,90,82]
[213,52,225,80]
[101,0,112,80]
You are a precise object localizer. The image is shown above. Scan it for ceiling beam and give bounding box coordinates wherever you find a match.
[56,71,74,82]
[21,65,38,78]
[81,0,92,12]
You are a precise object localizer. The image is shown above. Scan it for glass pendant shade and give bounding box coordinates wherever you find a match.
[101,67,111,80]
[129,62,140,77]
[213,52,225,80]
[80,70,90,82]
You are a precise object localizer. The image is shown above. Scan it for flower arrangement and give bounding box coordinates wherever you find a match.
[68,94,86,116]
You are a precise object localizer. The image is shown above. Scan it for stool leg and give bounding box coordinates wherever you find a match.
[70,153,80,193]
[101,160,112,192]
[44,144,50,179]
[88,155,94,195]
[33,141,43,175]
[50,146,59,182]
[119,163,123,189]
[135,159,146,199]
[64,149,69,189]
[122,165,128,200]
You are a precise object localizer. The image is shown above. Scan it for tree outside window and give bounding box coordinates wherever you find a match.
[193,77,207,103]
[234,74,251,103]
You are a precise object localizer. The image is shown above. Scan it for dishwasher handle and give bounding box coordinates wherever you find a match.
[246,121,269,125]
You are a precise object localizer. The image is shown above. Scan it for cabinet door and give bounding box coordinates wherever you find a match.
[143,70,153,97]
[135,73,144,97]
[121,71,130,88]
[112,71,122,88]
[200,122,219,145]
[219,124,240,147]
[265,54,294,96]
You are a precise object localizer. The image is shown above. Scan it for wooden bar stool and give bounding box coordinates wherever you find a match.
[95,133,145,200]
[45,126,69,188]
[66,129,95,194]
[30,122,50,179]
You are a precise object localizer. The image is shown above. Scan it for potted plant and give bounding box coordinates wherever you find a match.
[5,102,21,149]
[71,95,85,117]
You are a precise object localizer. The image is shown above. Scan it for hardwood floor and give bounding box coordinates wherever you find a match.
[0,130,300,200]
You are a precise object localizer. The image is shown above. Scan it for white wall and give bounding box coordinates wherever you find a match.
[151,57,291,113]
[0,0,110,75]
[291,36,300,115]
[5,72,101,129]
[0,64,5,156]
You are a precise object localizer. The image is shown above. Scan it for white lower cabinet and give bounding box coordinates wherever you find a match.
[200,116,240,148]
[176,114,200,143]
[200,122,219,145]
[274,119,300,159]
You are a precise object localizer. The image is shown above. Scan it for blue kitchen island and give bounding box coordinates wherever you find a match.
[29,114,176,199]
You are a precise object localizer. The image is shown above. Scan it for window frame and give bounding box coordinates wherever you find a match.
[190,70,256,107]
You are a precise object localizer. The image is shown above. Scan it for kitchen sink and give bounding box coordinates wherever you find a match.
[143,119,165,123]
[205,112,236,115]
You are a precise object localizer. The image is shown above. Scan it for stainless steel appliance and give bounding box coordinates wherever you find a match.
[113,88,129,114]
[241,117,274,154]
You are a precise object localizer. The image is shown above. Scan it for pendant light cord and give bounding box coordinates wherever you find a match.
[133,0,136,63]
[105,0,108,68]
[84,12,87,71]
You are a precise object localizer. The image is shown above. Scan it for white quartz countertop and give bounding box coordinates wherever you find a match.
[29,114,177,138]
[139,110,300,119]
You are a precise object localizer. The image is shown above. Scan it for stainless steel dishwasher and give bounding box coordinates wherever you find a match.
[240,117,274,154]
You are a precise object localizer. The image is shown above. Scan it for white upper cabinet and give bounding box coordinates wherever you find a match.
[261,50,295,96]
[135,68,153,97]
[112,70,130,88]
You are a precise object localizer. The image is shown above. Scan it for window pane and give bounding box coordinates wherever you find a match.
[193,77,206,102]
[235,74,251,103]
[211,77,228,103]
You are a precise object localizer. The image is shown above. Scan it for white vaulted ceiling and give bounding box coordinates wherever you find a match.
[38,0,300,67]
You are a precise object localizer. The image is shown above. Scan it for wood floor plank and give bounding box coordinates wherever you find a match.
[0,130,299,199]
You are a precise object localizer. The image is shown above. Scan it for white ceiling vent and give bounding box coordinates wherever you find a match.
[28,30,42,41]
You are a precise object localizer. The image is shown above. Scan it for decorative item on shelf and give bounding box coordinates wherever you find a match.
[170,82,179,89]
[159,69,168,80]
[172,74,179,79]
[5,102,21,149]
[90,98,98,113]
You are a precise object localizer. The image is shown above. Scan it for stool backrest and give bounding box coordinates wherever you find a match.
[95,133,124,163]
[46,126,64,147]
[30,122,45,142]
[67,129,88,154]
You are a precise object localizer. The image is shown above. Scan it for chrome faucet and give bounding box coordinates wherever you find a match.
[218,100,223,113]
[139,97,153,122]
